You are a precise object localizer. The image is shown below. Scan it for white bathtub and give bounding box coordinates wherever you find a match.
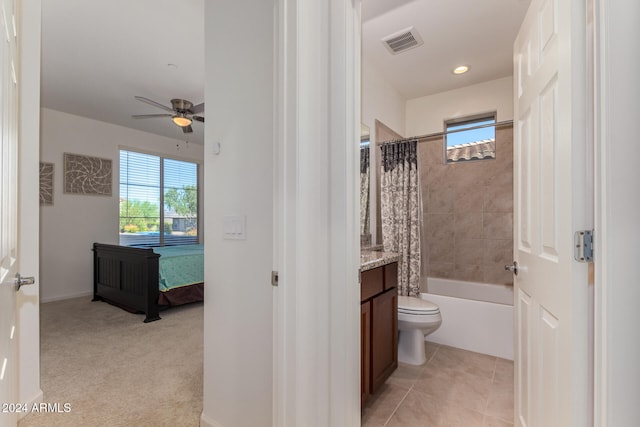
[421,277,514,360]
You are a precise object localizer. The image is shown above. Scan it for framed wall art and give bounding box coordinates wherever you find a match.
[39,162,54,205]
[63,153,112,196]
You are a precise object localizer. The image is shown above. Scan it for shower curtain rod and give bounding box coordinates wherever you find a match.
[376,119,514,145]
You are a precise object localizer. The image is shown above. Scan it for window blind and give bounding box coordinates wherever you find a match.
[163,158,198,246]
[119,150,198,247]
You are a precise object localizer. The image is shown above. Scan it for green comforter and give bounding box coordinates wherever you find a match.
[152,244,204,292]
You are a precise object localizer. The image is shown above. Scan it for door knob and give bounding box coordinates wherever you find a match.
[504,261,518,276]
[15,273,35,290]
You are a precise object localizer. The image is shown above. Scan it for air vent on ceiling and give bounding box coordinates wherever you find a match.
[381,26,424,55]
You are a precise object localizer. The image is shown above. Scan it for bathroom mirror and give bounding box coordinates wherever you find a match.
[360,123,371,246]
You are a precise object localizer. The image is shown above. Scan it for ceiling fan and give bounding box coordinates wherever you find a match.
[132,96,204,133]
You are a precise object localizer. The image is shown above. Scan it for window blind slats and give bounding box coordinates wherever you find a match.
[119,150,198,247]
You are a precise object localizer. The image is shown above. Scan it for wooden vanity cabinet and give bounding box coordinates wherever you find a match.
[360,301,371,406]
[361,262,398,408]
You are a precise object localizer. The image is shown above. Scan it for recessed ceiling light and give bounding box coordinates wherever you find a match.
[453,65,469,75]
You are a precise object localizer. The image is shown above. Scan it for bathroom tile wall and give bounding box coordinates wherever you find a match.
[419,126,514,290]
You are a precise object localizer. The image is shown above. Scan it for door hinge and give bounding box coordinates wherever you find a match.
[271,271,279,287]
[574,230,594,263]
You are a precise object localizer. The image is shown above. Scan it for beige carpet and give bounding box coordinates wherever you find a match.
[19,297,203,427]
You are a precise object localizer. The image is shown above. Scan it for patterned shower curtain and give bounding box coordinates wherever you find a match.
[380,140,421,296]
[360,146,370,236]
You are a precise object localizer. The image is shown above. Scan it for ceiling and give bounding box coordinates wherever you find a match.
[41,0,530,145]
[362,0,531,99]
[41,0,205,144]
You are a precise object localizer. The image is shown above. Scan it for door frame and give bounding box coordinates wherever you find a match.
[273,0,361,425]
[592,0,640,425]
[16,0,42,411]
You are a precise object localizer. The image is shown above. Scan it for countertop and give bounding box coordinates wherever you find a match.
[360,250,400,272]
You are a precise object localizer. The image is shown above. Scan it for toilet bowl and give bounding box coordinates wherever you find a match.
[397,295,442,365]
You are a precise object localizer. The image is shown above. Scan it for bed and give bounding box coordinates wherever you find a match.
[92,242,204,322]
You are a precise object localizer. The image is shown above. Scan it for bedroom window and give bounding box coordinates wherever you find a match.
[119,150,199,247]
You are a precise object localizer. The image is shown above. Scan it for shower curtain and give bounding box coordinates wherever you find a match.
[380,139,421,296]
[360,146,370,236]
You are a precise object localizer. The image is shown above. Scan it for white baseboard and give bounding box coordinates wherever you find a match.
[18,389,43,420]
[200,411,225,427]
[40,290,93,304]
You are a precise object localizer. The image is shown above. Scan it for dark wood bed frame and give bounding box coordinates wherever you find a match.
[92,243,162,323]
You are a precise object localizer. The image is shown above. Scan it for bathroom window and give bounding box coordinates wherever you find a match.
[119,150,199,247]
[445,113,496,163]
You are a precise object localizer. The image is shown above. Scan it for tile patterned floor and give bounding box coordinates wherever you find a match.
[362,342,514,427]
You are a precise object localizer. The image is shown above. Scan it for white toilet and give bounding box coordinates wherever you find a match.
[397,295,442,365]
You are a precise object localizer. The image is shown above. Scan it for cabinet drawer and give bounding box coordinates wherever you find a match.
[361,268,384,301]
[384,262,398,290]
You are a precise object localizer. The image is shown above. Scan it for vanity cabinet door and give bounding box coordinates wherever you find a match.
[371,287,398,392]
[361,301,371,408]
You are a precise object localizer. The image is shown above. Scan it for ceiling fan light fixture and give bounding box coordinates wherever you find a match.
[133,97,202,134]
[172,114,192,127]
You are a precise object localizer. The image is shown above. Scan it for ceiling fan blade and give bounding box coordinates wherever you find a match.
[134,96,174,113]
[190,102,205,114]
[132,114,174,119]
[182,125,193,134]
[192,115,205,123]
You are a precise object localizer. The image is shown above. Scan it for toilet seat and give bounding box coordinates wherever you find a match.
[397,296,440,314]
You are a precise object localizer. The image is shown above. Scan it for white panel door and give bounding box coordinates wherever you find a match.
[0,0,20,425]
[513,0,589,426]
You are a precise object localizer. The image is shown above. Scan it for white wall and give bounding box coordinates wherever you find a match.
[405,76,513,136]
[362,62,406,138]
[201,1,274,426]
[39,108,204,303]
[363,72,514,142]
[361,62,406,244]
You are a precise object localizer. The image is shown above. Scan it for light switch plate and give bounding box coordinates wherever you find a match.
[223,215,246,240]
